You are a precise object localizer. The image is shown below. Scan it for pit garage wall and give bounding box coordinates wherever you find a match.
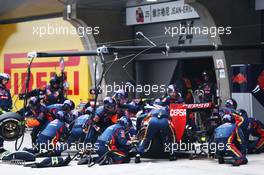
[73,0,263,100]
[74,2,229,99]
[133,18,216,98]
[129,0,262,101]
[76,9,134,96]
[187,0,263,69]
[186,0,263,109]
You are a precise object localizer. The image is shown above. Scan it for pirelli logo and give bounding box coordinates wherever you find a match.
[4,51,81,95]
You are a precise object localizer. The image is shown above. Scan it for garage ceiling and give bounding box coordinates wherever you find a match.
[0,0,64,21]
[0,0,129,21]
[77,0,128,10]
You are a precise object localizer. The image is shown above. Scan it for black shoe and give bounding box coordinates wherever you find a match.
[218,157,224,164]
[78,156,91,165]
[0,148,7,154]
[169,153,177,161]
[241,158,248,165]
[99,156,113,166]
[232,160,242,167]
[135,154,141,163]
[62,155,72,166]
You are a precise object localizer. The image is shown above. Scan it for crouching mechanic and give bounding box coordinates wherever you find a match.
[94,116,133,165]
[24,100,75,156]
[84,97,119,145]
[248,118,264,154]
[160,84,184,107]
[24,111,70,156]
[67,113,91,148]
[44,75,64,105]
[0,73,12,154]
[219,99,250,141]
[25,97,49,145]
[214,114,248,166]
[0,73,12,112]
[46,99,75,119]
[136,107,177,162]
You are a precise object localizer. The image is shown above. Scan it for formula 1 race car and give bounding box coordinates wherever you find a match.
[136,103,218,158]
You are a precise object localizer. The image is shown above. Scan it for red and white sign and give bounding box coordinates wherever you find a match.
[170,104,187,142]
[126,0,199,26]
[185,103,213,109]
[4,52,80,96]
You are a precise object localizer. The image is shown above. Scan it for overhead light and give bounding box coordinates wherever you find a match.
[146,0,158,2]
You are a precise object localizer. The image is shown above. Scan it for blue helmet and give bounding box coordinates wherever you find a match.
[154,98,161,105]
[71,110,80,120]
[122,102,138,114]
[103,97,116,111]
[237,109,248,118]
[225,98,237,110]
[113,89,126,104]
[0,73,10,81]
[49,75,60,87]
[0,73,10,84]
[118,116,132,130]
[85,106,94,115]
[27,96,40,109]
[56,111,67,122]
[63,100,75,111]
[167,84,178,94]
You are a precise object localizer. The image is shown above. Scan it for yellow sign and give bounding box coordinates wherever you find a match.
[0,17,92,110]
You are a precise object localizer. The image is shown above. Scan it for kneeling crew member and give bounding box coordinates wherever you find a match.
[95,116,132,165]
[248,118,264,154]
[214,114,248,166]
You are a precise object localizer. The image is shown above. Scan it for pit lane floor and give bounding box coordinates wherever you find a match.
[1,133,263,175]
